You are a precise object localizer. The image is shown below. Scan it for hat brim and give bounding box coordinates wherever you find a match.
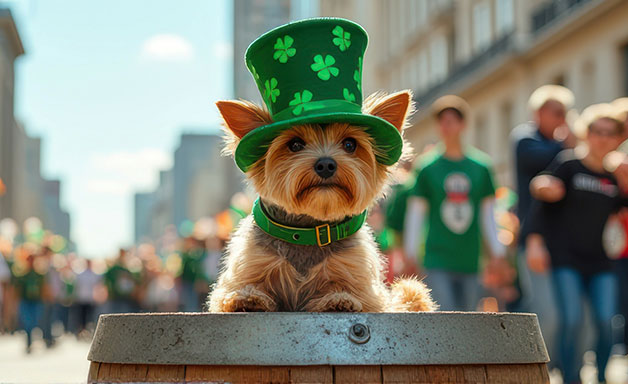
[234,112,403,172]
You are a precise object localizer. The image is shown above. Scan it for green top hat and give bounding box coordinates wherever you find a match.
[234,17,403,172]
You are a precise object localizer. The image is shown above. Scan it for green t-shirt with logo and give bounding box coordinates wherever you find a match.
[409,147,496,274]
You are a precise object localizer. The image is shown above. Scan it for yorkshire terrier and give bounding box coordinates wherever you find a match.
[207,90,435,312]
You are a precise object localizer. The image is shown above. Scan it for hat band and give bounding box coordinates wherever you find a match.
[272,99,362,123]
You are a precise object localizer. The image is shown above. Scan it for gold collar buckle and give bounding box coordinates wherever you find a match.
[315,224,332,246]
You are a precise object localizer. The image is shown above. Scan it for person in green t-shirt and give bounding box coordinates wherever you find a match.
[178,236,208,312]
[382,160,420,281]
[13,254,45,353]
[385,160,418,241]
[104,249,140,313]
[404,95,508,311]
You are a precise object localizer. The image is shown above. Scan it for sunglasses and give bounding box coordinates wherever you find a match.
[589,128,620,137]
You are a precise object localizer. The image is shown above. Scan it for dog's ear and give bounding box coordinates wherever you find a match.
[216,100,271,139]
[363,90,414,132]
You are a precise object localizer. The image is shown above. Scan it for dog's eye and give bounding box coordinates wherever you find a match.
[342,138,357,153]
[288,138,305,152]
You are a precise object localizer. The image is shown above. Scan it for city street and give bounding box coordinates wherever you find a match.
[0,333,91,383]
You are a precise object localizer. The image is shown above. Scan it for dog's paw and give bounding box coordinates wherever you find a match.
[305,292,363,312]
[388,277,437,312]
[221,285,278,312]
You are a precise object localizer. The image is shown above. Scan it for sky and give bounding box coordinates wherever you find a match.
[6,0,233,257]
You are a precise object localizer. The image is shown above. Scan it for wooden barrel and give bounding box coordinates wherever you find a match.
[87,312,549,383]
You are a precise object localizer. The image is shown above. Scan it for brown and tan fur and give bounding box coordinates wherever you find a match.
[208,90,436,313]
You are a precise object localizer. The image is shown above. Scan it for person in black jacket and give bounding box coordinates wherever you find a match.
[611,97,628,350]
[510,84,575,367]
[528,104,626,384]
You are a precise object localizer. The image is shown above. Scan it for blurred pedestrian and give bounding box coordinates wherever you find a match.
[54,256,75,334]
[367,203,397,282]
[511,84,575,366]
[0,251,9,332]
[204,234,223,287]
[404,95,506,311]
[14,253,45,353]
[383,160,418,282]
[103,249,140,313]
[39,247,58,347]
[178,236,208,312]
[528,104,625,384]
[144,267,179,312]
[611,96,628,350]
[73,258,101,336]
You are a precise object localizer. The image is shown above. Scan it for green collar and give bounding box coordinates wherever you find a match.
[252,198,367,246]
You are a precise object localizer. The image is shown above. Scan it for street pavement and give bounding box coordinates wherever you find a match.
[0,333,91,383]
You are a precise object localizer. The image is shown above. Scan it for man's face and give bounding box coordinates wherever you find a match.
[437,109,465,141]
[587,118,622,158]
[536,100,566,138]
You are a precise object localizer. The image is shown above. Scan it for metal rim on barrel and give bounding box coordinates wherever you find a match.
[88,312,549,366]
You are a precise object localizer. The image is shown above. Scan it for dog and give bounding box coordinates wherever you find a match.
[207,90,436,313]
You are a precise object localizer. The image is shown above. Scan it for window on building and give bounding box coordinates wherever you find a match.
[475,113,489,153]
[418,0,428,26]
[496,0,514,35]
[500,102,513,158]
[409,0,418,32]
[581,61,595,108]
[394,1,402,50]
[623,44,628,95]
[430,34,448,84]
[447,32,455,73]
[401,61,409,88]
[387,3,394,57]
[409,54,419,91]
[392,69,401,90]
[473,1,492,53]
[388,1,396,55]
[400,0,408,38]
[418,50,428,91]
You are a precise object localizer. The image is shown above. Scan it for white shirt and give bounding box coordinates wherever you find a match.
[75,269,101,304]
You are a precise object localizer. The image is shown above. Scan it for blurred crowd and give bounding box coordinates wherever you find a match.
[371,87,628,384]
[1,86,628,383]
[0,224,230,353]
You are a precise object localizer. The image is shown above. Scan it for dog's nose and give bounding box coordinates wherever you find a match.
[314,157,337,179]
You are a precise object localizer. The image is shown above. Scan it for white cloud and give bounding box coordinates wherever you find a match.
[141,34,194,61]
[86,149,173,195]
[213,41,233,61]
[86,179,131,195]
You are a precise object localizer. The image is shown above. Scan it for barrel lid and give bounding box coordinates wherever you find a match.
[88,312,548,366]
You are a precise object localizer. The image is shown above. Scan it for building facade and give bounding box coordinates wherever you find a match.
[232,0,322,100]
[0,9,72,246]
[134,132,242,243]
[0,9,24,221]
[42,179,71,242]
[319,0,628,186]
[173,133,242,228]
[2,119,72,243]
[233,0,292,101]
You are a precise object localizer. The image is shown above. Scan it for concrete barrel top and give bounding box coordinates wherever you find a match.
[88,312,548,366]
